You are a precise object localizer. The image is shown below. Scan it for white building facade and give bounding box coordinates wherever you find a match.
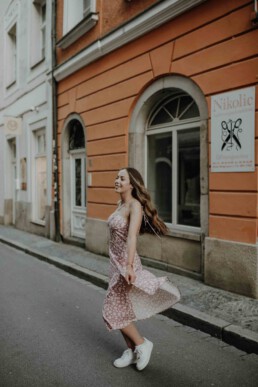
[0,0,56,238]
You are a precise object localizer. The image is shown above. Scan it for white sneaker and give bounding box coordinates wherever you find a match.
[113,348,136,368]
[135,338,153,371]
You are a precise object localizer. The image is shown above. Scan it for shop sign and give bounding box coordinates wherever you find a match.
[211,87,255,172]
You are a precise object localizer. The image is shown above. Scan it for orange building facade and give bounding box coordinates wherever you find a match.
[54,0,258,298]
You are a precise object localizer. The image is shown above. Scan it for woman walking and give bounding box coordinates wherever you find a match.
[103,167,180,371]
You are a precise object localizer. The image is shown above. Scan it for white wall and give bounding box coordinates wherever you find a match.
[0,0,12,217]
[0,0,53,227]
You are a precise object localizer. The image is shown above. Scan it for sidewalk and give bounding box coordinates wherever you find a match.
[1,224,258,355]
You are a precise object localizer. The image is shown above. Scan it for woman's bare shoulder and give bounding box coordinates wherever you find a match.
[129,199,142,212]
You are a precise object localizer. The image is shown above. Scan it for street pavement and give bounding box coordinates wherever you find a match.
[0,225,258,357]
[0,243,258,387]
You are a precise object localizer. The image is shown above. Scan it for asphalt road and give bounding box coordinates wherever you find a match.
[0,242,257,387]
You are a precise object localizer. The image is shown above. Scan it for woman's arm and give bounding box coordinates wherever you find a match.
[125,200,142,284]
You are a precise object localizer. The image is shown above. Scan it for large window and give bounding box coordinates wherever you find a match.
[6,23,17,87]
[147,92,200,229]
[34,130,47,223]
[30,0,46,67]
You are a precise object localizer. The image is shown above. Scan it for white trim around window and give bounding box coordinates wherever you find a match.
[30,0,47,68]
[129,75,209,238]
[5,22,17,88]
[4,0,19,91]
[59,0,98,49]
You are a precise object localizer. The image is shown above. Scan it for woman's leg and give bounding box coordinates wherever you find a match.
[121,331,135,350]
[113,326,140,368]
[121,322,144,347]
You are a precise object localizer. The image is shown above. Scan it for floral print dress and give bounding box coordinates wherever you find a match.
[102,212,181,330]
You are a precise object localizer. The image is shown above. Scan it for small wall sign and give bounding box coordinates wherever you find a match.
[211,87,255,172]
[4,116,22,136]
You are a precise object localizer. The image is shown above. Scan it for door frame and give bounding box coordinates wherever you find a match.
[61,114,87,240]
[6,137,17,225]
[70,150,86,238]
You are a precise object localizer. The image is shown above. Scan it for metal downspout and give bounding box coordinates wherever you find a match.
[51,0,61,242]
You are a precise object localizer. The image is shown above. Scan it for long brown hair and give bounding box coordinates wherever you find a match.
[124,167,168,236]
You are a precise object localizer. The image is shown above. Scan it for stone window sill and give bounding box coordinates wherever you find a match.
[166,226,201,241]
[31,220,45,227]
[57,13,98,50]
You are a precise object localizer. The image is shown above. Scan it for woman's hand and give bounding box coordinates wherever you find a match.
[125,266,136,285]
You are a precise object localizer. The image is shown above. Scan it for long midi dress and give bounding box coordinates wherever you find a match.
[102,211,181,330]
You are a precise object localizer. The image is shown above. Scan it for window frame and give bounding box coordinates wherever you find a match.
[59,0,98,49]
[129,75,208,239]
[5,23,17,88]
[30,0,47,68]
[63,0,96,35]
[146,120,201,232]
[70,149,87,210]
[32,128,47,225]
[83,0,93,18]
[40,1,46,60]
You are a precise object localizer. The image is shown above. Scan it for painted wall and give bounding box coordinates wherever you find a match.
[56,0,258,244]
[0,0,54,237]
[56,0,160,64]
[0,0,10,220]
[55,0,258,295]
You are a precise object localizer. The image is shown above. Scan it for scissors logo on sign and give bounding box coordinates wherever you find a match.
[221,118,242,151]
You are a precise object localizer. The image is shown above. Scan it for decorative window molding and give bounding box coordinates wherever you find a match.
[129,75,209,236]
[54,0,207,81]
[59,0,98,49]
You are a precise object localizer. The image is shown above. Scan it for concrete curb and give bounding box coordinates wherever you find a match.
[1,235,258,355]
[223,325,258,355]
[163,304,230,339]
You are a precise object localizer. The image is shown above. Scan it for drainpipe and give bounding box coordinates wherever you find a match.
[51,0,61,242]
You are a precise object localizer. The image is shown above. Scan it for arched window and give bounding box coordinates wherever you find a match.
[147,90,200,228]
[69,119,85,150]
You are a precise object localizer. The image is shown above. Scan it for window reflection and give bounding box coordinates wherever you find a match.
[36,156,47,221]
[75,158,82,207]
[148,133,172,223]
[147,91,201,229]
[178,129,200,227]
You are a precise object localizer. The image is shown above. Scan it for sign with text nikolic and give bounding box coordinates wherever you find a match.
[211,87,255,172]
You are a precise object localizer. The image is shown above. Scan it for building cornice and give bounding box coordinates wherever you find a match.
[54,0,207,82]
